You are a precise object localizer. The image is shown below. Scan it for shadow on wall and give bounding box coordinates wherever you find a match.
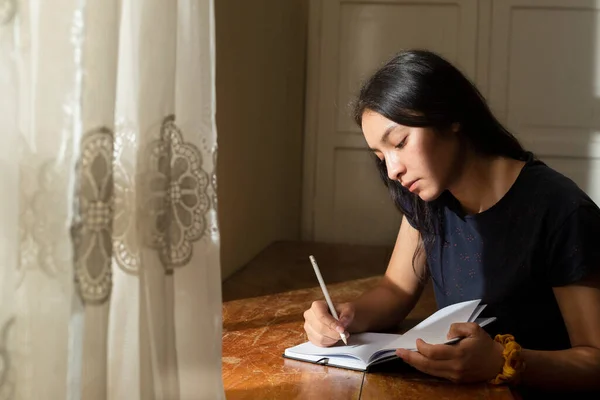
[215,0,308,281]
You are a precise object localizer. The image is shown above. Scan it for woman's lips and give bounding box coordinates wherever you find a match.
[403,179,420,192]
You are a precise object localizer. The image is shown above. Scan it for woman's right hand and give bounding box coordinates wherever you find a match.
[303,300,355,347]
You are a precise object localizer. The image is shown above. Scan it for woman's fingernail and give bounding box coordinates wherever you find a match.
[335,325,344,333]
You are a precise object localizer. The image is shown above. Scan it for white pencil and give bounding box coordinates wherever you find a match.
[308,255,348,345]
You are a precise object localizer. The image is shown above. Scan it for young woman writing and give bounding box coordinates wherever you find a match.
[302,50,600,398]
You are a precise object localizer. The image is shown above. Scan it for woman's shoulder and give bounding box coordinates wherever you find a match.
[518,156,600,221]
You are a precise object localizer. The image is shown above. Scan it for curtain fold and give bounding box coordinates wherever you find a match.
[0,1,223,399]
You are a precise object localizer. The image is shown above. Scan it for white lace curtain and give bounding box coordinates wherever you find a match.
[0,0,224,399]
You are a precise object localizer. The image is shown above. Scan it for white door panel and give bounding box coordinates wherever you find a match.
[308,0,479,244]
[304,0,600,244]
[336,2,476,133]
[489,0,600,204]
[332,148,401,245]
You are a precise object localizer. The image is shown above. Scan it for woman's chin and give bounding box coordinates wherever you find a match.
[416,188,442,202]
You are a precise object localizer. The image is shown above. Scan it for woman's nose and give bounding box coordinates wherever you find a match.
[386,157,406,181]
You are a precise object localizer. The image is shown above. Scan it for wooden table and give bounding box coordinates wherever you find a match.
[222,241,516,399]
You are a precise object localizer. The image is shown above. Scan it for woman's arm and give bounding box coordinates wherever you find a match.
[302,215,428,346]
[348,215,427,333]
[518,273,600,391]
[395,271,600,390]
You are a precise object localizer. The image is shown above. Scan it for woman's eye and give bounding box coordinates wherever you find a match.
[395,137,407,149]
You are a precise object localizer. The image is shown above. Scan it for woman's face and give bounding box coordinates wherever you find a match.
[361,110,462,202]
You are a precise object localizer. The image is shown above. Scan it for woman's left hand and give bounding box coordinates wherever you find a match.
[396,322,505,383]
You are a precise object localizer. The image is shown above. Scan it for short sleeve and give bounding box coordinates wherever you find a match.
[403,211,418,229]
[545,204,600,286]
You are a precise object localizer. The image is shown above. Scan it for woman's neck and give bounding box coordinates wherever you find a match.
[448,151,526,215]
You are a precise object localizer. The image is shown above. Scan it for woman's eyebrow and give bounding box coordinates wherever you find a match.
[369,123,399,152]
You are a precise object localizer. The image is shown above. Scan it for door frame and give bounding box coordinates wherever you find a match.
[301,0,323,240]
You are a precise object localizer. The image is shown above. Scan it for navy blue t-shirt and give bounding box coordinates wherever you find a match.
[404,153,600,352]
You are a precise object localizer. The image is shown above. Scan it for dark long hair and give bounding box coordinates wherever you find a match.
[353,49,527,279]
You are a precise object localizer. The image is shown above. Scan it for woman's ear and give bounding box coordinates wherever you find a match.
[451,122,460,133]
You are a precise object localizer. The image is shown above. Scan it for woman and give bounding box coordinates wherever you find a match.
[302,50,600,397]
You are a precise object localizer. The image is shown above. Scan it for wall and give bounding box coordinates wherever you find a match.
[215,0,308,280]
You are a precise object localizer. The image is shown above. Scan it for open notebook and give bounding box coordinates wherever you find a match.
[283,299,496,371]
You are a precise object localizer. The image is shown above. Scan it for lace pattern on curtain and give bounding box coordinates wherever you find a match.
[72,127,115,303]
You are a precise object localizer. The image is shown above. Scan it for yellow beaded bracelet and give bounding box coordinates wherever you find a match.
[489,334,526,385]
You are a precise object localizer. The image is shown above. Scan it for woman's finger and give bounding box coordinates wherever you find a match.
[305,320,338,347]
[415,339,458,360]
[396,349,462,381]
